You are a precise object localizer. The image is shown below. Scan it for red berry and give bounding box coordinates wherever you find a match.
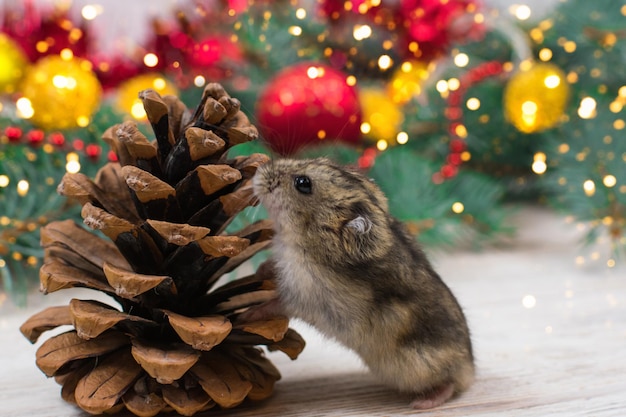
[49,132,65,147]
[5,126,22,142]
[441,164,458,178]
[27,129,45,145]
[85,144,102,160]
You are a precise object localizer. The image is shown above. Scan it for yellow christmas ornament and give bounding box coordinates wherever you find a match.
[0,33,28,94]
[388,60,432,104]
[116,73,178,120]
[20,53,102,130]
[359,88,404,144]
[504,62,569,133]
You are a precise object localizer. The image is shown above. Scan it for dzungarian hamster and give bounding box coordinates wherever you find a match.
[251,158,474,409]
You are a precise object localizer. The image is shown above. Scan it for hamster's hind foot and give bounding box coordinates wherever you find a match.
[410,383,455,410]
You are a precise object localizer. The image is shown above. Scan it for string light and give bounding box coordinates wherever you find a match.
[16,180,29,196]
[583,180,596,197]
[143,53,159,68]
[578,97,597,119]
[396,132,409,145]
[532,152,547,175]
[451,202,465,214]
[603,175,617,188]
[454,53,469,68]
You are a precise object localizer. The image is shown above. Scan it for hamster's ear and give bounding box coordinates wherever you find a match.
[345,215,372,235]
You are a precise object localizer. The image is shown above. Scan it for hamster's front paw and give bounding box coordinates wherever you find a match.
[410,383,455,409]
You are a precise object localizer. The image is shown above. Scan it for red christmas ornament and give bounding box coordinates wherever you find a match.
[256,62,362,155]
[5,126,23,142]
[1,0,91,62]
[399,0,484,61]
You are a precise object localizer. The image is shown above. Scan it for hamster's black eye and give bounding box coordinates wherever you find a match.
[294,175,312,194]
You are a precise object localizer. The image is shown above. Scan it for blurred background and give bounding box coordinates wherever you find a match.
[0,0,624,305]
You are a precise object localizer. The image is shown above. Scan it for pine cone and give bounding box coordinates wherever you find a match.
[20,84,305,416]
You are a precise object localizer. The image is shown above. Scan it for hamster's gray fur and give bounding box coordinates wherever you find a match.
[252,158,474,408]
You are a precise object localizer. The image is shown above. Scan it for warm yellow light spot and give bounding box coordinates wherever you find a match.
[346,75,357,87]
[454,53,469,68]
[0,175,9,187]
[466,97,480,110]
[474,13,484,24]
[563,41,577,53]
[66,152,80,162]
[538,48,553,62]
[378,55,393,70]
[81,4,103,20]
[583,179,596,196]
[360,123,372,134]
[76,115,89,127]
[66,160,81,174]
[307,66,322,79]
[0,259,5,268]
[455,124,467,138]
[60,48,73,61]
[534,152,547,162]
[544,74,561,89]
[619,86,626,97]
[578,97,596,119]
[451,202,465,214]
[436,80,448,93]
[448,78,460,91]
[16,97,34,119]
[511,4,531,20]
[558,143,570,153]
[461,151,471,162]
[522,100,538,115]
[396,131,409,145]
[519,59,533,71]
[143,53,159,68]
[566,71,578,83]
[532,160,547,175]
[317,130,326,140]
[131,102,146,119]
[353,24,372,40]
[295,8,306,19]
[12,252,23,261]
[602,174,617,188]
[376,139,388,151]
[609,101,623,113]
[529,28,544,43]
[17,180,29,196]
[36,40,48,53]
[522,294,536,309]
[194,75,206,87]
[607,259,616,268]
[0,216,10,226]
[614,119,625,130]
[288,26,302,36]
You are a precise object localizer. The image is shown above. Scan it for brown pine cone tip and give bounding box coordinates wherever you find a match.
[20,83,305,416]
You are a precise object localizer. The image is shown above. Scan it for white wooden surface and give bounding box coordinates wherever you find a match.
[1,207,625,417]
